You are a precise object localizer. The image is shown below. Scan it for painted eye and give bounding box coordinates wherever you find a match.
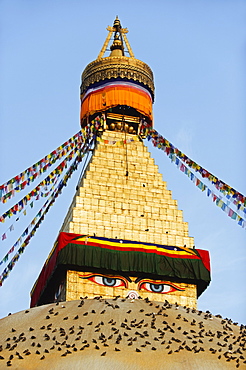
[95,276,121,287]
[141,283,174,293]
[102,277,116,286]
[139,281,184,294]
[85,275,127,288]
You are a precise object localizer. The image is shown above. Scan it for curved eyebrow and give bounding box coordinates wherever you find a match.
[79,273,132,283]
[137,279,185,291]
[134,276,145,283]
[120,274,132,283]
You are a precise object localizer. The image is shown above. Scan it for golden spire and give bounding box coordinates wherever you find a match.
[97,16,134,59]
[110,16,124,57]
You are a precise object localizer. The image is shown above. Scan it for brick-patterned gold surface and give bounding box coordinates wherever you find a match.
[66,271,197,309]
[61,130,197,307]
[61,131,194,248]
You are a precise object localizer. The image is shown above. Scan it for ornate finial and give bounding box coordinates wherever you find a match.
[113,16,121,30]
[97,17,134,59]
[110,16,124,56]
[110,26,124,57]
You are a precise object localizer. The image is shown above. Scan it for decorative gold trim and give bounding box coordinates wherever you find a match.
[81,56,154,97]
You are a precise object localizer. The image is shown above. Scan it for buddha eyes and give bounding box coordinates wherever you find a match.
[80,274,185,294]
[82,274,127,288]
[139,281,185,294]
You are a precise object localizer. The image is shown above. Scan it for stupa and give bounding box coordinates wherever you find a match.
[0,18,245,370]
[30,16,210,309]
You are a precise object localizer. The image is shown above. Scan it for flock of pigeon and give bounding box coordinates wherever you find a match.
[0,297,245,369]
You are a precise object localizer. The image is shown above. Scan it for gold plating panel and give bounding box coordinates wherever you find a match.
[61,131,195,249]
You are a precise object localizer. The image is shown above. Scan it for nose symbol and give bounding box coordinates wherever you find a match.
[127,290,140,299]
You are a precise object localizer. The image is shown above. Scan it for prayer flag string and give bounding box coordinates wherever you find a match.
[0,116,99,284]
[0,131,83,203]
[173,155,245,228]
[0,198,50,266]
[140,122,246,211]
[0,175,61,243]
[0,143,85,224]
[142,124,245,229]
[0,143,88,286]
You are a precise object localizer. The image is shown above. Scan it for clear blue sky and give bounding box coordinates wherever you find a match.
[0,0,245,324]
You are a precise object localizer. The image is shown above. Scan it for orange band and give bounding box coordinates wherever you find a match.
[80,84,153,121]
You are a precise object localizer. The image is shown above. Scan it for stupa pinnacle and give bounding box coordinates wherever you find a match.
[30,17,210,308]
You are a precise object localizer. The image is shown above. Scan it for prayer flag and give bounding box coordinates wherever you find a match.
[3,254,8,262]
[221,203,227,211]
[9,246,14,254]
[238,217,243,226]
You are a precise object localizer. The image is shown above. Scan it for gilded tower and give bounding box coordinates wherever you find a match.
[30,17,210,309]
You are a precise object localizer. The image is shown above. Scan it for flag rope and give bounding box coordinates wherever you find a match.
[0,131,84,203]
[0,142,92,286]
[141,123,245,209]
[0,142,84,224]
[141,123,245,228]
